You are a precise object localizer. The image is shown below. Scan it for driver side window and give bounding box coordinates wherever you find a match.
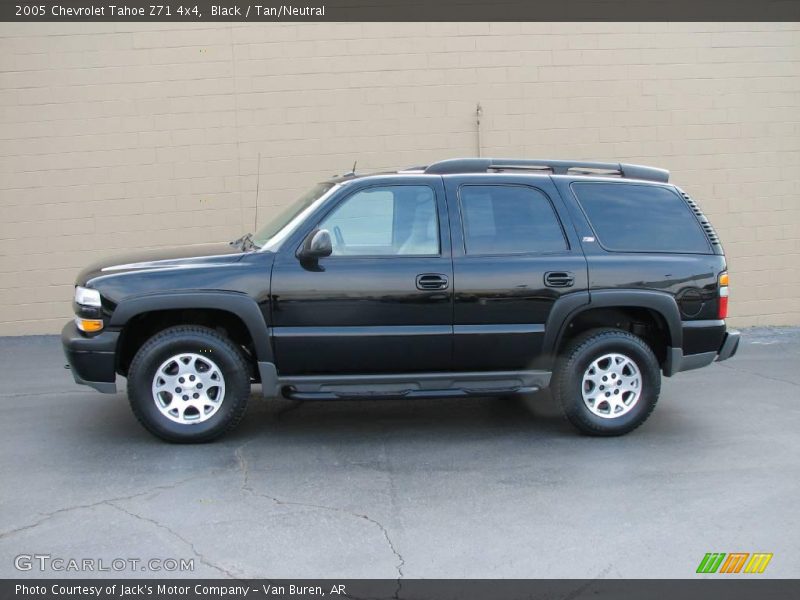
[320,185,439,256]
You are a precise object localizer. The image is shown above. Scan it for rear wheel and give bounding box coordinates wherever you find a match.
[127,326,250,443]
[552,328,661,436]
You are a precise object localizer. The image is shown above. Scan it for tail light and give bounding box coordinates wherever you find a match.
[718,272,729,319]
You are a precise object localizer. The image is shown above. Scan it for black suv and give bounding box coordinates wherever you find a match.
[63,158,739,442]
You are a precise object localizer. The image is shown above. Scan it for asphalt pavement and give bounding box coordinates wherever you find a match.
[0,328,798,579]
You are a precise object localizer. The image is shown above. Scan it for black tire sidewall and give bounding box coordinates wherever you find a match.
[128,328,249,442]
[558,332,660,435]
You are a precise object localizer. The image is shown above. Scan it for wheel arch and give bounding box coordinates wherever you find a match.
[110,291,272,375]
[544,289,682,368]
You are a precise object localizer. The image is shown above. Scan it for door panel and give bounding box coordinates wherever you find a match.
[270,179,453,375]
[444,175,588,371]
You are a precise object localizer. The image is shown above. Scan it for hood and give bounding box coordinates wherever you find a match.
[76,243,245,287]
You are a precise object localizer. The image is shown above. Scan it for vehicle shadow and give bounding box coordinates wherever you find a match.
[79,387,575,446]
[235,389,574,442]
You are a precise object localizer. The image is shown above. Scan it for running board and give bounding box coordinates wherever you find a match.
[279,370,551,401]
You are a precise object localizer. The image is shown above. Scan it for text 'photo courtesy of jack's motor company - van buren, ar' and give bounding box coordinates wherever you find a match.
[15,583,349,597]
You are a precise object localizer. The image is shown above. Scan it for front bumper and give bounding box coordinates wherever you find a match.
[664,329,741,376]
[61,321,119,393]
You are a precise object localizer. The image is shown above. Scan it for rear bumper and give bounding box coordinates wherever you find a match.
[716,330,741,363]
[61,321,119,393]
[664,328,740,376]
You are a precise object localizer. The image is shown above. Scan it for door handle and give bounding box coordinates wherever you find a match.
[416,273,449,291]
[544,271,575,288]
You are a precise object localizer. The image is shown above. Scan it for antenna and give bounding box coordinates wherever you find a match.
[351,160,357,175]
[254,152,261,233]
[476,102,483,158]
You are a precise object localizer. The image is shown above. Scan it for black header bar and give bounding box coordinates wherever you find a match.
[4,579,800,600]
[2,0,800,22]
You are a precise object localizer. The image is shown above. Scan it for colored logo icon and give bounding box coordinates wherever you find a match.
[696,553,773,574]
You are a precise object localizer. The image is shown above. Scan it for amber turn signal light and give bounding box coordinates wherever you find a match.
[75,317,103,333]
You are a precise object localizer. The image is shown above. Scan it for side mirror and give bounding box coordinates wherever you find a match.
[298,228,333,261]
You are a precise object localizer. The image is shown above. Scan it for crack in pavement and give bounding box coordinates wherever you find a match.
[717,361,800,388]
[0,473,210,541]
[234,444,405,597]
[2,471,244,580]
[107,502,240,580]
[377,430,404,599]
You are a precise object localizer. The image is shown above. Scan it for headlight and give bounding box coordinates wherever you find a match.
[75,286,101,307]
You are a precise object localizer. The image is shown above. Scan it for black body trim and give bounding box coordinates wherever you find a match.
[279,369,551,401]
[71,372,117,394]
[258,361,279,397]
[453,324,545,335]
[541,291,591,357]
[717,330,741,362]
[272,325,451,338]
[61,321,119,393]
[543,289,682,365]
[664,329,740,376]
[110,291,272,362]
[665,349,717,375]
[682,319,725,328]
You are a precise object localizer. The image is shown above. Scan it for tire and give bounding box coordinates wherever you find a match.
[127,325,251,443]
[552,328,661,436]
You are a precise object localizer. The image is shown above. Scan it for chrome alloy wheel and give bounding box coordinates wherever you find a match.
[581,352,642,419]
[151,353,225,424]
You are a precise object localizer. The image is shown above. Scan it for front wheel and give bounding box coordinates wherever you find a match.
[127,326,251,443]
[552,328,661,436]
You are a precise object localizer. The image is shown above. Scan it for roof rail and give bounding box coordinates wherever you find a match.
[423,158,669,183]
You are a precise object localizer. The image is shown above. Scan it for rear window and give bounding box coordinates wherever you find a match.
[572,182,711,253]
[459,185,567,255]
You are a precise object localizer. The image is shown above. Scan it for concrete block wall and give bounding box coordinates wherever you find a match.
[1,22,798,334]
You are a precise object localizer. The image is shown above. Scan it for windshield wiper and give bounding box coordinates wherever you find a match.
[230,232,259,251]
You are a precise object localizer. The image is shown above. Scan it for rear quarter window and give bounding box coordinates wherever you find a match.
[571,182,711,254]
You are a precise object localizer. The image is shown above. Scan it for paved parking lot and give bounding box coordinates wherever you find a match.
[1,328,798,579]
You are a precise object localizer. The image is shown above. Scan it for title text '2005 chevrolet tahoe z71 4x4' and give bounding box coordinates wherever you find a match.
[63,158,740,442]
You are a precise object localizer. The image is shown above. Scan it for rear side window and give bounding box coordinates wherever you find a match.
[572,182,711,253]
[459,185,567,255]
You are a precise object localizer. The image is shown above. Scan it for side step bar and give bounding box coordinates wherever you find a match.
[278,370,551,401]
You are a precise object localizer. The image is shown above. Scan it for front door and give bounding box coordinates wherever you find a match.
[270,178,453,375]
[444,175,588,371]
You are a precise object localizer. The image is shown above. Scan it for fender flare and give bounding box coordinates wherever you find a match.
[543,289,682,358]
[109,290,272,363]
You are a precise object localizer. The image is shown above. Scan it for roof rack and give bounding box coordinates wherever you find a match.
[423,158,669,183]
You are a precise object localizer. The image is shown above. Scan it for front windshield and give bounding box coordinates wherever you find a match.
[252,182,335,250]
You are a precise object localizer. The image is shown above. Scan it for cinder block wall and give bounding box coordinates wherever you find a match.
[1,22,798,334]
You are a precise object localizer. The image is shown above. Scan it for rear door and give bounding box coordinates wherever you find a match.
[444,174,588,371]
